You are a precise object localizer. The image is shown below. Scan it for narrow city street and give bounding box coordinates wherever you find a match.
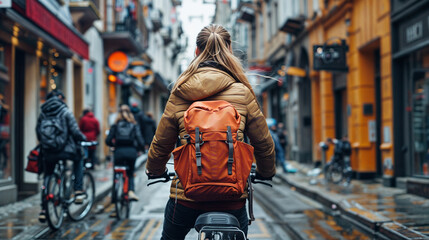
[3,160,379,240]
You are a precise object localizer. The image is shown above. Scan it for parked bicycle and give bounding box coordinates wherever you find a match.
[324,137,352,185]
[42,141,97,230]
[147,164,271,240]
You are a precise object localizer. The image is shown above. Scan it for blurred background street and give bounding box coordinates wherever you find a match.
[1,0,429,239]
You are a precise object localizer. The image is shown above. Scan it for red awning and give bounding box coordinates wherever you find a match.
[25,0,89,59]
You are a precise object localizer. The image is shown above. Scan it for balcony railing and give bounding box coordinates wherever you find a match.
[115,20,137,39]
[69,0,100,33]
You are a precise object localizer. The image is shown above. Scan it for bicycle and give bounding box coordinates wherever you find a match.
[324,138,352,185]
[112,164,131,219]
[147,164,271,240]
[42,141,97,230]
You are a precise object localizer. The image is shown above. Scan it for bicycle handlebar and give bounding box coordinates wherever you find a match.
[146,165,272,187]
[147,171,176,186]
[80,141,99,147]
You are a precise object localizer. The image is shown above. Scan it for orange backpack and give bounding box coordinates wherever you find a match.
[173,100,254,202]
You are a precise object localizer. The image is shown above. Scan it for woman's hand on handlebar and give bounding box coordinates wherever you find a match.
[254,171,274,181]
[146,168,175,186]
[250,169,273,187]
[146,168,169,179]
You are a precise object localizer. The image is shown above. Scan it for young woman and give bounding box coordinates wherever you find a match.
[146,24,276,239]
[105,104,145,201]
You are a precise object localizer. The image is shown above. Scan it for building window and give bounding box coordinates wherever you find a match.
[39,50,64,104]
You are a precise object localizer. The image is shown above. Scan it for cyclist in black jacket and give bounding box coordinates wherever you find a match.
[36,90,87,222]
[106,104,145,201]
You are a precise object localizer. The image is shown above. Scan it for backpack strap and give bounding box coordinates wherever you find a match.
[226,126,233,175]
[195,127,202,175]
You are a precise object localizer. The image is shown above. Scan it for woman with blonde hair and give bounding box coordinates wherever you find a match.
[106,104,145,201]
[146,24,275,239]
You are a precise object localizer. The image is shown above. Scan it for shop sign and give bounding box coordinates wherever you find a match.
[0,0,11,8]
[107,51,129,73]
[398,8,429,53]
[313,39,349,72]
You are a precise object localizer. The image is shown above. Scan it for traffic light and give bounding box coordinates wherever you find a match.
[313,39,349,72]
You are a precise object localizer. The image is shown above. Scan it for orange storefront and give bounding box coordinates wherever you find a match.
[308,0,393,183]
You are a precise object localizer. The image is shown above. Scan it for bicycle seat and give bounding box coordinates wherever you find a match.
[194,212,240,232]
[114,166,128,171]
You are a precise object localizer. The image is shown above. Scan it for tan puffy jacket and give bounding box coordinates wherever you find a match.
[146,66,276,201]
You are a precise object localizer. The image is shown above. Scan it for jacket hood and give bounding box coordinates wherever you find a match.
[172,67,237,101]
[41,97,66,116]
[85,112,95,118]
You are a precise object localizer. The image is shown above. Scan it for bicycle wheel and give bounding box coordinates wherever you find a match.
[44,172,65,230]
[114,173,130,219]
[326,163,343,184]
[68,172,95,221]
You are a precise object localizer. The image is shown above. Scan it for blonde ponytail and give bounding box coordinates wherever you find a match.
[173,24,256,99]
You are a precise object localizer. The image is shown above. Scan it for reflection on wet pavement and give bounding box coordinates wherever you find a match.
[305,173,429,237]
[304,209,370,240]
[0,194,42,239]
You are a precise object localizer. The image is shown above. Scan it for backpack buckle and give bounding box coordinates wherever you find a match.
[183,134,191,144]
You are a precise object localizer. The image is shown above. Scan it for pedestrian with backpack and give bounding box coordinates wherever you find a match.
[105,104,145,201]
[36,89,87,222]
[145,24,276,239]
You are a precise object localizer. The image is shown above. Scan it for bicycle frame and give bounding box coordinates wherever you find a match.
[114,166,129,200]
[113,165,131,219]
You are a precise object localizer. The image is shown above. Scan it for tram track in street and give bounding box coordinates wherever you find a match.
[254,176,373,240]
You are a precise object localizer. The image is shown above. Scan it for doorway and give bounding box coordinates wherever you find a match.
[14,49,25,198]
[374,49,382,176]
[333,73,347,140]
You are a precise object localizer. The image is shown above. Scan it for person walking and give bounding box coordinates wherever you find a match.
[130,102,140,119]
[105,104,145,201]
[136,111,156,151]
[145,24,276,239]
[267,119,288,173]
[36,89,87,222]
[79,108,100,169]
[277,122,288,159]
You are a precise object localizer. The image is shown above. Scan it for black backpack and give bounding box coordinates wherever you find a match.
[115,121,135,146]
[39,111,68,152]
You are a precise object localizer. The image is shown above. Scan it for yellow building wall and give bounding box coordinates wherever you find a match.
[309,0,393,175]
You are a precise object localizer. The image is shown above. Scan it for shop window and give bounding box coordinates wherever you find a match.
[0,43,11,182]
[40,50,64,104]
[411,47,429,177]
